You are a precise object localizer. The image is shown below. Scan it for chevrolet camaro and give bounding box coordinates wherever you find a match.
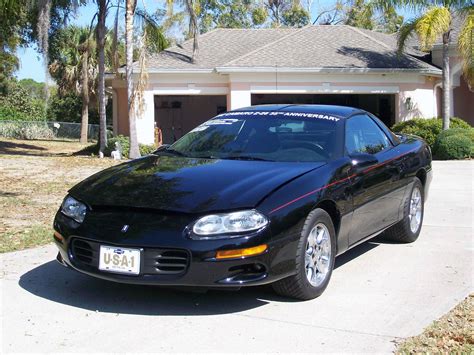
[53,105,432,300]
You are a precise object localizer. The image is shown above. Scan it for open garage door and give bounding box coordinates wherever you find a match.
[155,95,227,144]
[251,94,396,127]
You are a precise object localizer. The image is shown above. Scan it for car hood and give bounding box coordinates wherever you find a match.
[69,154,325,213]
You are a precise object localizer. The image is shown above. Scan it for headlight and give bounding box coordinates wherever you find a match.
[192,210,268,238]
[61,196,87,223]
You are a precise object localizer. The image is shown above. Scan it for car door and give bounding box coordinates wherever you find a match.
[345,114,401,246]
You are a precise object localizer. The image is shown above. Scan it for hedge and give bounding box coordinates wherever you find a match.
[391,118,471,149]
[433,128,474,159]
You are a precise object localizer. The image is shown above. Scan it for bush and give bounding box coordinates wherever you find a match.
[0,121,55,140]
[0,80,46,121]
[391,118,472,149]
[434,134,472,160]
[433,128,474,159]
[77,135,156,159]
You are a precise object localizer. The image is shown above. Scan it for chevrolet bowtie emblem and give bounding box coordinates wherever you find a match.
[121,225,129,233]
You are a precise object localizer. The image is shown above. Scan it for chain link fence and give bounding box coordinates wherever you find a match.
[0,121,103,141]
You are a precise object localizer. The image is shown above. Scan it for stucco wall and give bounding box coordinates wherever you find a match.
[398,82,438,121]
[453,76,474,125]
[110,72,443,144]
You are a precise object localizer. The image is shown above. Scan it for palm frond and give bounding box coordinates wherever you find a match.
[458,7,474,89]
[397,17,420,54]
[415,6,451,50]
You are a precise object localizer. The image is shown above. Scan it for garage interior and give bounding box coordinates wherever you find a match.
[251,94,396,127]
[154,93,396,144]
[154,95,227,144]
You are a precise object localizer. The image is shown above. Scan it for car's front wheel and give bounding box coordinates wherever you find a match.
[272,208,336,300]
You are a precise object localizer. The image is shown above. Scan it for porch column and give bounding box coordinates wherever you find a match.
[227,83,251,110]
[135,91,155,145]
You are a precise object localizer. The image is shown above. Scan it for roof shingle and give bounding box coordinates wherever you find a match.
[141,25,440,74]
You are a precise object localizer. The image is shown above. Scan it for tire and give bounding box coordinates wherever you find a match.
[382,177,424,243]
[272,208,336,300]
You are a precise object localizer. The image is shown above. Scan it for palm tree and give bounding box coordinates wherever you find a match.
[96,0,108,157]
[125,0,140,159]
[122,2,169,159]
[377,1,473,130]
[48,26,96,143]
[167,0,201,62]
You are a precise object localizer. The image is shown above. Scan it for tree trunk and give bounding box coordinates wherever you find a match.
[80,49,89,144]
[97,0,107,157]
[126,0,140,159]
[187,0,199,63]
[442,32,450,130]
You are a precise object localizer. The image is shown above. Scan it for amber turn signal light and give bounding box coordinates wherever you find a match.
[53,231,64,244]
[215,244,268,260]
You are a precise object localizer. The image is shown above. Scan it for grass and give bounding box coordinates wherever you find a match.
[0,225,52,253]
[397,294,474,353]
[0,138,120,253]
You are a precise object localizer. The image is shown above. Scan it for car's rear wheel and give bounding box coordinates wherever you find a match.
[272,208,336,300]
[382,177,424,243]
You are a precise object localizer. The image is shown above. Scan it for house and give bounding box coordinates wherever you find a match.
[106,24,473,145]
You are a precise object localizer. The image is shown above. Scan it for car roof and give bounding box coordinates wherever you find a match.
[233,104,364,119]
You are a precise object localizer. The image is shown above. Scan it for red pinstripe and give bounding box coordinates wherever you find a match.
[268,147,419,215]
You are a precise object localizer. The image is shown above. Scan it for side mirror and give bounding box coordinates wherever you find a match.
[350,153,378,168]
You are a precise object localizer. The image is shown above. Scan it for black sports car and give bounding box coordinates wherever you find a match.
[53,105,432,300]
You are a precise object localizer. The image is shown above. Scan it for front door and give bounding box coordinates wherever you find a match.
[345,114,400,245]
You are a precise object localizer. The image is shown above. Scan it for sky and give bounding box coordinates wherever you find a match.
[15,0,418,83]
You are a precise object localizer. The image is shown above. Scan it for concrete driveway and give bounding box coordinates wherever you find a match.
[1,161,472,353]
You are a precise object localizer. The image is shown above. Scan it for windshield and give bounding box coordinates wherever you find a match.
[166,111,342,162]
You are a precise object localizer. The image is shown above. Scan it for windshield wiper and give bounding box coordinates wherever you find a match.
[224,155,274,162]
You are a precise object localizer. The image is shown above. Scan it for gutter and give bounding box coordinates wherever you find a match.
[112,66,442,77]
[116,68,215,74]
[215,66,442,77]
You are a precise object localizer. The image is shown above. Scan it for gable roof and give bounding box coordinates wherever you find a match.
[141,25,441,75]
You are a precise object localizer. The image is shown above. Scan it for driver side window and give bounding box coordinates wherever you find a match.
[345,115,392,155]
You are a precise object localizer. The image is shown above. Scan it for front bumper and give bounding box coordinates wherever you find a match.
[53,211,299,287]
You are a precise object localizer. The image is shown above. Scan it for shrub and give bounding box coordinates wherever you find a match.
[104,135,130,157]
[76,135,156,159]
[0,80,46,121]
[391,118,471,149]
[434,134,472,160]
[0,121,55,140]
[433,128,474,159]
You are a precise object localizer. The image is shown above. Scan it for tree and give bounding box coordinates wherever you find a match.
[125,0,140,159]
[282,5,310,27]
[49,26,96,143]
[345,0,375,29]
[379,1,473,130]
[0,0,28,92]
[166,0,201,62]
[96,0,108,157]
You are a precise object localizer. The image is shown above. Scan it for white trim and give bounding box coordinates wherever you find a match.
[229,72,427,84]
[118,68,214,74]
[216,67,442,76]
[250,85,400,94]
[150,86,229,95]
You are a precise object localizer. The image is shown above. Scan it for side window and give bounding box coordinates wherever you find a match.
[345,115,392,155]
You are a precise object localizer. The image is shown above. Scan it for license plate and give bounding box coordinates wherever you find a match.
[98,245,140,275]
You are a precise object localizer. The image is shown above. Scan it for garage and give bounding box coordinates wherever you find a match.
[154,95,227,144]
[251,94,396,127]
